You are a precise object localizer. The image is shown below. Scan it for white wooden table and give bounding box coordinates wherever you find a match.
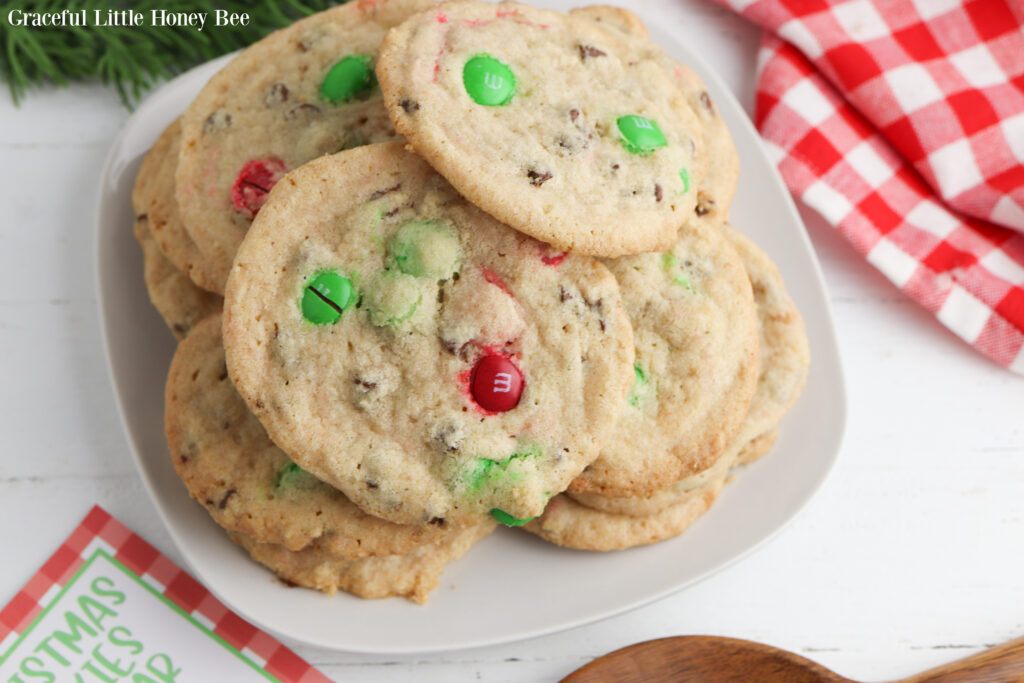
[2,2,1022,681]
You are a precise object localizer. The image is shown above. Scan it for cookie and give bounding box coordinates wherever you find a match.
[723,226,809,443]
[569,6,739,228]
[133,216,222,340]
[376,0,707,256]
[673,61,739,228]
[230,519,494,603]
[566,5,649,39]
[565,423,774,518]
[736,427,778,467]
[136,119,223,294]
[176,0,437,290]
[165,314,454,557]
[566,226,807,516]
[524,417,776,548]
[132,133,221,338]
[523,475,722,551]
[567,220,759,499]
[223,142,635,528]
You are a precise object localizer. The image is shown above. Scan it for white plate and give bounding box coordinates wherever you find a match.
[96,2,846,655]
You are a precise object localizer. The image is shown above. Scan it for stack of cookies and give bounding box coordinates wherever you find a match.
[131,0,809,603]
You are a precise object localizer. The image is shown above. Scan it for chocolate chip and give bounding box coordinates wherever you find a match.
[527,170,553,186]
[442,338,460,355]
[203,110,232,133]
[400,98,420,113]
[696,194,715,216]
[264,83,289,106]
[218,489,237,510]
[700,90,714,114]
[654,184,663,203]
[297,28,326,52]
[578,44,607,60]
[353,376,378,390]
[433,422,464,452]
[285,103,320,120]
[369,183,401,201]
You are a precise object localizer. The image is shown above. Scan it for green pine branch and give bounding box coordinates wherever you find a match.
[0,0,347,108]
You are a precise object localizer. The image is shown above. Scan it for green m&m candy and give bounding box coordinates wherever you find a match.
[463,55,516,106]
[387,220,461,278]
[490,508,535,526]
[320,54,375,103]
[617,115,667,155]
[662,252,696,292]
[364,271,423,327]
[301,270,354,324]
[627,363,650,407]
[274,461,308,489]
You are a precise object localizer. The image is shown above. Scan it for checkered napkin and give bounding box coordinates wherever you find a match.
[714,0,1024,373]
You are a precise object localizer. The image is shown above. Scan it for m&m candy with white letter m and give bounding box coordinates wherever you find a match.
[471,355,523,412]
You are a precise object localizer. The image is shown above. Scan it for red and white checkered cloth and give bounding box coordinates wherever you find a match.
[715,0,1024,373]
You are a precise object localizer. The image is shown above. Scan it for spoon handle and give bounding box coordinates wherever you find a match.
[898,635,1024,683]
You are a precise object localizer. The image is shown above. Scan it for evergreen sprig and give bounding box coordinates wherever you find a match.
[1,0,347,107]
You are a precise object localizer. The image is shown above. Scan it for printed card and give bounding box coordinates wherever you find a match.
[0,506,330,682]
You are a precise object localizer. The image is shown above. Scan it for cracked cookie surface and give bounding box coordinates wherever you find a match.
[229,521,494,603]
[569,5,738,229]
[223,142,634,528]
[132,125,222,337]
[166,314,457,557]
[176,0,436,290]
[567,220,759,498]
[376,0,706,256]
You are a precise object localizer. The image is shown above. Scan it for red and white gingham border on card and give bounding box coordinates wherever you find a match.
[752,35,1024,373]
[0,506,331,683]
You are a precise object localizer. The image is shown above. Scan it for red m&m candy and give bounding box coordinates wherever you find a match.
[231,157,287,217]
[471,355,523,413]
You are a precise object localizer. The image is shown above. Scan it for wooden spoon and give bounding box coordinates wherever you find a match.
[561,635,1024,682]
